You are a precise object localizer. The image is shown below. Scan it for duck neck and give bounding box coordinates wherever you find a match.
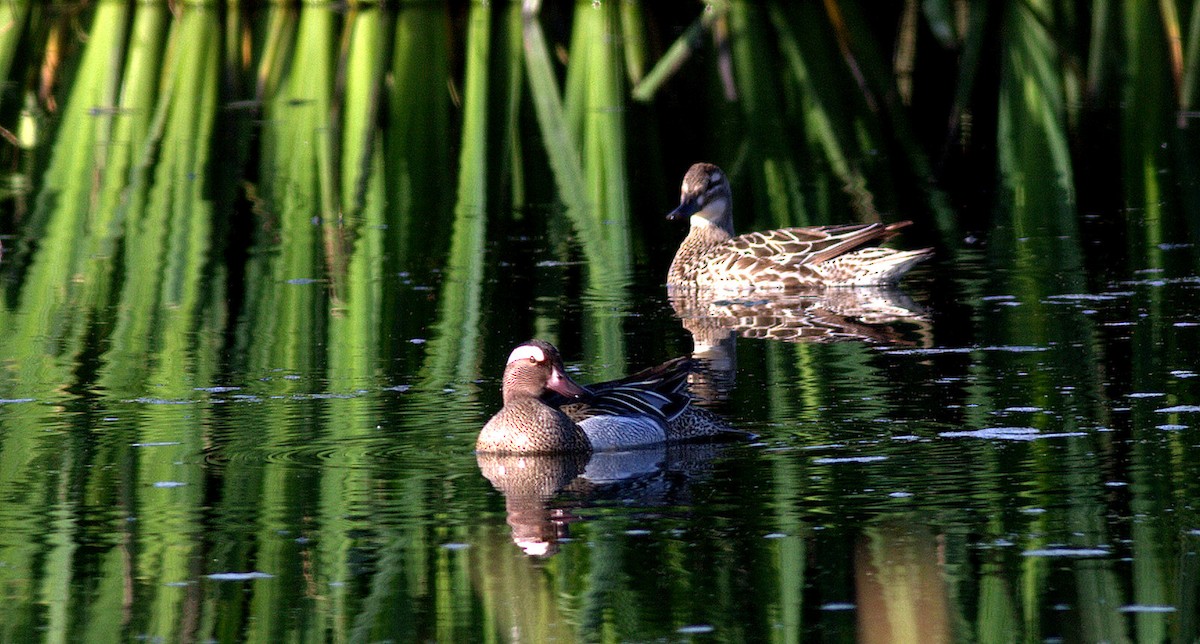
[688,215,734,243]
[501,367,545,404]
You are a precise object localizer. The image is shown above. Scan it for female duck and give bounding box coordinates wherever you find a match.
[476,340,737,454]
[667,163,933,292]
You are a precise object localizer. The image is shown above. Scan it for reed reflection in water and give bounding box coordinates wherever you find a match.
[0,0,1197,642]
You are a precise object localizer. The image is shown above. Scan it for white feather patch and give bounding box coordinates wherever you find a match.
[507,344,545,364]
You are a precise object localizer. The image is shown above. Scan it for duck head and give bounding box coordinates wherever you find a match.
[501,340,589,403]
[666,162,734,236]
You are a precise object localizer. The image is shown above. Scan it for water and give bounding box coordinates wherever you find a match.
[2,1,1200,641]
[4,233,1198,641]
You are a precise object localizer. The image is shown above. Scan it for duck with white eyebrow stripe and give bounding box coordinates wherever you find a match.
[666,162,933,293]
[476,340,746,454]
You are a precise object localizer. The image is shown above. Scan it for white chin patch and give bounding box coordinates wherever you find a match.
[689,198,727,227]
[508,344,545,364]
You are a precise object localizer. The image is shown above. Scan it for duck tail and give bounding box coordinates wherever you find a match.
[849,247,935,285]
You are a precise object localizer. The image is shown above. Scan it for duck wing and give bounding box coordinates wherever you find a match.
[590,356,692,395]
[547,356,695,422]
[575,387,683,420]
[724,222,912,268]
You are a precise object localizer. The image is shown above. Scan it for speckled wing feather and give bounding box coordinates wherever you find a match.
[693,252,808,290]
[723,223,904,268]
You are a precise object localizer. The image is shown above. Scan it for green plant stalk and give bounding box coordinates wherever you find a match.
[302,8,339,300]
[729,1,805,228]
[320,12,392,633]
[338,6,387,217]
[521,13,589,218]
[96,1,168,233]
[631,11,711,102]
[330,9,387,389]
[72,2,169,369]
[0,0,127,619]
[418,0,489,394]
[144,14,219,642]
[772,504,806,644]
[223,0,244,96]
[385,3,452,280]
[823,0,960,241]
[1061,436,1128,642]
[236,8,333,638]
[0,0,30,110]
[1086,0,1115,99]
[250,3,330,374]
[504,3,526,210]
[944,3,990,151]
[584,1,631,269]
[524,5,635,333]
[0,0,128,363]
[563,3,593,144]
[769,3,876,222]
[254,4,295,102]
[1181,0,1200,110]
[576,0,630,377]
[997,0,1077,238]
[1121,0,1170,270]
[620,0,647,85]
[89,4,170,370]
[1129,434,1172,641]
[1161,0,1185,102]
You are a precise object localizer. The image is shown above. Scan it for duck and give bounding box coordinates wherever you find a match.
[476,340,740,454]
[666,162,933,292]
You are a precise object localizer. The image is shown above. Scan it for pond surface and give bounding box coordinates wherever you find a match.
[2,221,1198,642]
[1,1,1200,642]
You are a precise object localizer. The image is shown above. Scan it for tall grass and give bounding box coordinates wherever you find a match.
[0,1,1197,641]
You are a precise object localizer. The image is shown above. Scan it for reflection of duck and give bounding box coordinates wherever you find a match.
[672,289,932,402]
[666,163,932,292]
[476,452,590,557]
[477,443,731,557]
[476,340,743,454]
[671,288,931,347]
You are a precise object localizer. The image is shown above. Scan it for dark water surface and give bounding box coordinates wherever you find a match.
[3,226,1198,642]
[1,1,1200,642]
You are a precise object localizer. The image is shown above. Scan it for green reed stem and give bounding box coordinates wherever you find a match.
[419,0,490,393]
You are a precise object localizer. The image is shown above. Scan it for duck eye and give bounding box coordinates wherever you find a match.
[528,356,538,364]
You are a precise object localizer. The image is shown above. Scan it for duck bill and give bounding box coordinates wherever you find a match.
[666,199,699,222]
[546,367,589,399]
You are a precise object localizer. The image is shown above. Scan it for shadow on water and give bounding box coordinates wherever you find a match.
[0,0,1198,642]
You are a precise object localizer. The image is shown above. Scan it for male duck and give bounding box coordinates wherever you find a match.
[667,163,933,292]
[476,340,739,454]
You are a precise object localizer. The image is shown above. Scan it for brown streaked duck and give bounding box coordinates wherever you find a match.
[476,340,741,454]
[666,163,933,292]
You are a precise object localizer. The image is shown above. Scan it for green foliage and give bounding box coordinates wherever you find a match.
[0,1,1197,642]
